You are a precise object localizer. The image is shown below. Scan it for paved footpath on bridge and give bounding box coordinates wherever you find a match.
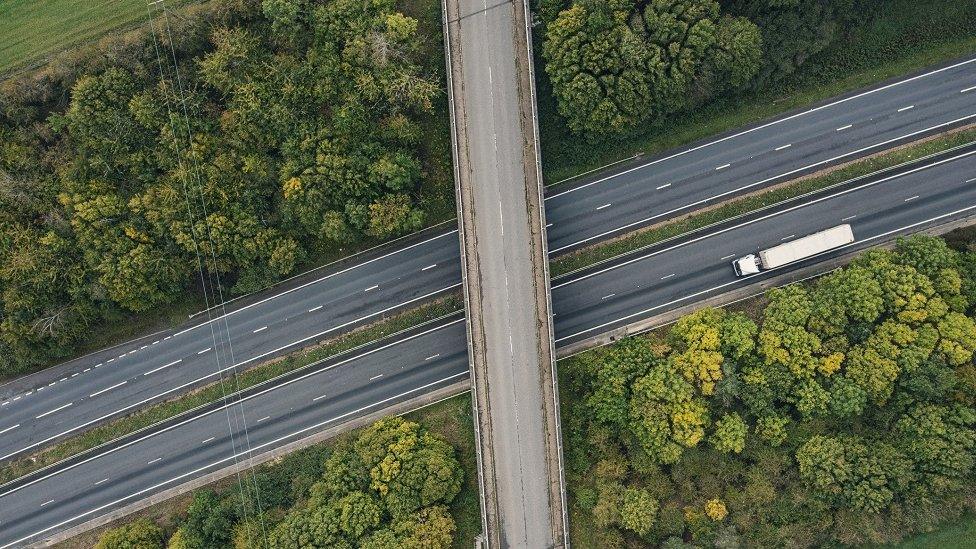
[442,0,568,545]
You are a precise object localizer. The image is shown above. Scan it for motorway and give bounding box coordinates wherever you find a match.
[2,142,975,547]
[1,56,974,467]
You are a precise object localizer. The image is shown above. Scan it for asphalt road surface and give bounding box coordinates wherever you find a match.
[2,144,975,547]
[2,57,974,467]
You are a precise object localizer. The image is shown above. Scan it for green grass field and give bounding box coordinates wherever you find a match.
[886,514,976,548]
[0,0,192,74]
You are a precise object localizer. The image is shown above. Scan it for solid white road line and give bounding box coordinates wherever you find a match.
[369,374,384,381]
[308,305,323,313]
[897,105,915,112]
[421,264,438,271]
[775,144,792,151]
[546,56,976,201]
[0,370,470,549]
[836,124,853,131]
[596,203,612,210]
[35,403,72,419]
[144,360,182,376]
[550,114,976,254]
[252,326,268,334]
[89,381,127,398]
[0,424,19,436]
[656,183,671,190]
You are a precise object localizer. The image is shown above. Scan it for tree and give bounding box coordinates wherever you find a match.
[542,0,761,136]
[620,488,659,536]
[96,519,165,549]
[181,490,237,549]
[587,336,659,427]
[337,491,382,539]
[710,412,747,453]
[628,362,710,464]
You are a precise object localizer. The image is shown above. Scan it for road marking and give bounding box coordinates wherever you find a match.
[782,234,796,240]
[152,341,160,345]
[0,424,19,436]
[0,368,470,549]
[197,347,211,355]
[36,387,43,392]
[48,382,55,387]
[141,345,148,350]
[720,254,735,260]
[715,163,731,170]
[12,396,21,401]
[962,85,976,93]
[425,353,440,361]
[422,264,437,271]
[897,105,915,112]
[775,143,792,151]
[601,293,616,300]
[842,215,857,221]
[83,368,90,373]
[147,458,162,465]
[89,381,127,398]
[144,359,182,376]
[308,305,323,313]
[201,437,215,444]
[369,374,384,381]
[105,359,113,364]
[164,336,171,340]
[70,373,78,378]
[0,302,464,465]
[966,177,976,183]
[0,402,8,407]
[905,195,920,202]
[365,285,379,292]
[656,183,671,190]
[59,378,67,383]
[596,203,612,210]
[836,124,853,131]
[36,402,73,419]
[40,500,54,507]
[257,416,270,423]
[94,478,109,486]
[252,326,268,334]
[312,393,328,402]
[546,56,976,202]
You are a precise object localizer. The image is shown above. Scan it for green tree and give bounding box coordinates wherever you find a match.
[710,412,747,453]
[96,519,165,549]
[181,491,237,549]
[619,487,659,537]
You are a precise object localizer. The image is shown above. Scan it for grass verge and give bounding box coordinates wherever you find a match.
[883,514,976,549]
[52,393,480,549]
[538,0,976,184]
[0,295,463,486]
[549,128,976,278]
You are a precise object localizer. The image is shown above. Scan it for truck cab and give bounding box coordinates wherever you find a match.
[732,254,761,276]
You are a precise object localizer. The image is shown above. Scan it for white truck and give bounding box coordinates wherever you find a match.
[732,224,854,276]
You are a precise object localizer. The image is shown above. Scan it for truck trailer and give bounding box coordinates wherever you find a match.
[732,224,854,276]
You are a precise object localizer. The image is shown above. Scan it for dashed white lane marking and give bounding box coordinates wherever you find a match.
[201,437,215,444]
[147,458,162,465]
[59,378,66,383]
[164,336,171,340]
[89,381,127,398]
[365,285,379,292]
[661,273,676,280]
[252,326,268,334]
[897,105,915,112]
[152,341,160,345]
[94,478,109,486]
[12,396,21,401]
[312,393,328,402]
[842,214,857,221]
[40,500,54,507]
[836,124,853,131]
[962,85,976,93]
[715,163,731,170]
[308,305,323,313]
[140,345,148,350]
[70,373,78,378]
[196,347,211,355]
[782,234,796,240]
[257,416,270,423]
[596,203,612,210]
[656,183,671,190]
[36,402,73,419]
[421,264,437,271]
[0,402,8,407]
[0,424,19,435]
[83,368,91,373]
[47,382,55,387]
[425,354,440,361]
[905,195,920,202]
[720,254,735,260]
[601,293,616,300]
[546,222,553,228]
[105,359,113,364]
[966,177,976,183]
[369,374,384,381]
[144,359,182,376]
[775,143,792,151]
